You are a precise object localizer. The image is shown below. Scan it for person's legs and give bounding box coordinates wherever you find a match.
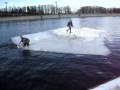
[67,28,69,32]
[23,43,27,46]
[67,26,70,32]
[70,26,71,33]
[27,43,29,46]
[23,43,25,46]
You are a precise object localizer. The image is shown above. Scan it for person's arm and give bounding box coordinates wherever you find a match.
[67,22,69,27]
[18,40,21,46]
[19,40,22,44]
[18,38,23,45]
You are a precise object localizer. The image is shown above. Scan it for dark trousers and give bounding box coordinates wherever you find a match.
[23,43,29,46]
[67,26,71,33]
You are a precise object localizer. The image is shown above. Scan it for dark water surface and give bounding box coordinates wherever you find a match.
[0,17,120,90]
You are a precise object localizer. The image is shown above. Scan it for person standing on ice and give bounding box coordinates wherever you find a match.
[19,35,30,46]
[67,20,73,33]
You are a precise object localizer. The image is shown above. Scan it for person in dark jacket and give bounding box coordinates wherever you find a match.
[19,35,30,46]
[67,20,73,33]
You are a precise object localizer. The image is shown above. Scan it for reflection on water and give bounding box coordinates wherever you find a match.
[0,17,120,90]
[21,50,31,57]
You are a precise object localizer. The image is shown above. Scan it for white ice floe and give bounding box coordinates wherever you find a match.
[11,27,111,56]
[89,77,120,90]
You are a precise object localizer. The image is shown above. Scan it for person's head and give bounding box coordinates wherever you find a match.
[20,35,23,39]
[69,20,72,22]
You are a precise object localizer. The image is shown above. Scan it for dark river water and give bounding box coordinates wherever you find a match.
[0,17,120,90]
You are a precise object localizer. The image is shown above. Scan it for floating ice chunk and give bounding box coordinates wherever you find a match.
[11,27,111,56]
[90,77,120,90]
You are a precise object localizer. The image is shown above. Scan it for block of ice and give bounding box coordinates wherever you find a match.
[11,27,111,56]
[90,77,120,90]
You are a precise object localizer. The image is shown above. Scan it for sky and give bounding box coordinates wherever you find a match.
[1,0,120,11]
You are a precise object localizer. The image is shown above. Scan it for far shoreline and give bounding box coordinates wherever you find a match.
[0,14,120,22]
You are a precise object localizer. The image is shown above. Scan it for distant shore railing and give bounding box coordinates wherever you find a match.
[0,14,120,22]
[0,14,79,22]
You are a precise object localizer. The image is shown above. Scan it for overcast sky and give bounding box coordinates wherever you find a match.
[1,0,120,11]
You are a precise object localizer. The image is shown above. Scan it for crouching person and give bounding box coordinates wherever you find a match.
[19,35,30,46]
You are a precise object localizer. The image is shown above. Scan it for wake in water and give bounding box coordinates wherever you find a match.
[11,27,111,56]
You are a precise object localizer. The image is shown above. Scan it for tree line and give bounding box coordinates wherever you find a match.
[77,6,120,14]
[0,4,71,17]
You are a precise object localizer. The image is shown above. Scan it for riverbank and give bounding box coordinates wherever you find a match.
[0,14,120,22]
[0,14,78,22]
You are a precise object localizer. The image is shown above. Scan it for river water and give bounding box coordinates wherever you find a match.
[0,17,120,90]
